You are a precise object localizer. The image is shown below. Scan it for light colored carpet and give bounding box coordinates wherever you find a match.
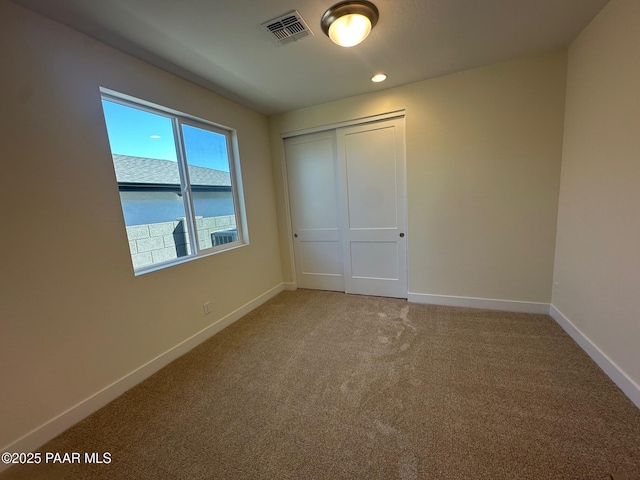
[3,289,639,479]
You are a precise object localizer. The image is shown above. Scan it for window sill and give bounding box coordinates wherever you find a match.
[133,241,249,276]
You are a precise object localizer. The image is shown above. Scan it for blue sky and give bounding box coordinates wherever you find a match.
[102,99,230,172]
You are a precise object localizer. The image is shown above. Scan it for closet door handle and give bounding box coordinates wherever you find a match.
[399,233,405,238]
[294,234,298,238]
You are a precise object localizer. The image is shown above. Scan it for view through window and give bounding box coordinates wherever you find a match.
[101,93,244,272]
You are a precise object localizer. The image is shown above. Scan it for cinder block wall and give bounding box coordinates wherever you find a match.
[126,215,236,269]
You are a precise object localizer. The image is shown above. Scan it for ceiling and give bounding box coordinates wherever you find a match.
[11,0,609,115]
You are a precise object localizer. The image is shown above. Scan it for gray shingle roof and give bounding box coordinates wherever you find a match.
[113,154,231,187]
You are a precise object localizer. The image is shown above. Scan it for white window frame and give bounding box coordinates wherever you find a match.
[100,88,248,275]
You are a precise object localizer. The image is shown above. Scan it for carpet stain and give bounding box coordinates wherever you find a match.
[374,419,396,436]
[374,420,418,480]
[399,305,416,331]
[399,455,419,480]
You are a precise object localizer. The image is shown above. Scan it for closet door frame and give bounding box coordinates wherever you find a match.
[280,110,407,294]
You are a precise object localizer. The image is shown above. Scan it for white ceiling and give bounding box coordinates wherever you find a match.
[11,0,609,115]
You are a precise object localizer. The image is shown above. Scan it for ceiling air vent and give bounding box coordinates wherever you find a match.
[261,11,313,45]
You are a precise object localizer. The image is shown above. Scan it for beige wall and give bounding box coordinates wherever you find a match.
[0,1,282,449]
[270,52,567,304]
[554,0,640,388]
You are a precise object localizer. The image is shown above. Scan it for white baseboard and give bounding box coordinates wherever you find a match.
[1,283,286,469]
[282,282,297,291]
[549,305,640,410]
[408,292,550,314]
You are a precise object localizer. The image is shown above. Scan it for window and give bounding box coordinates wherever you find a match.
[100,90,246,273]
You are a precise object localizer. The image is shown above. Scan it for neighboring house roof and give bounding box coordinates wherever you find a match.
[112,154,231,187]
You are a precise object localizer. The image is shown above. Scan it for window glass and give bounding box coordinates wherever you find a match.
[100,94,245,272]
[182,124,238,249]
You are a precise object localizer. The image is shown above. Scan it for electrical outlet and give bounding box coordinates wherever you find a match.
[203,302,211,315]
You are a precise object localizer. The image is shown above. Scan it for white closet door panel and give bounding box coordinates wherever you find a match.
[285,131,344,291]
[300,241,343,275]
[338,118,407,299]
[344,126,398,229]
[286,138,339,230]
[350,242,399,279]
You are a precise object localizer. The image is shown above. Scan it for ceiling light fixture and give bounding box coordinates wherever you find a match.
[321,1,379,47]
[371,73,387,82]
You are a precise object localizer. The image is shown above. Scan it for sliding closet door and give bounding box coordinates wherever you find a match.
[337,118,407,298]
[284,131,344,291]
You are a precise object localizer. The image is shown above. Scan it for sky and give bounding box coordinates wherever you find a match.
[101,99,230,172]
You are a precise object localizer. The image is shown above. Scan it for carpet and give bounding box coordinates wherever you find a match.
[2,289,639,479]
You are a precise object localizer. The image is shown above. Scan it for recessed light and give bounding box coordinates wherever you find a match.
[371,73,387,83]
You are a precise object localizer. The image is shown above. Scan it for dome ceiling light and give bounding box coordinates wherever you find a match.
[320,1,379,47]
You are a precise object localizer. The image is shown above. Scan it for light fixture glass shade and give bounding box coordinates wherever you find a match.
[321,1,379,48]
[328,13,371,47]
